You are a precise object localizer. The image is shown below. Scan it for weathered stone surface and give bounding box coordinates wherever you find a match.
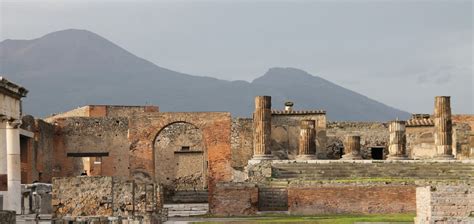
[253,96,272,159]
[415,182,474,224]
[212,182,258,215]
[288,183,416,215]
[52,176,163,219]
[341,135,362,160]
[326,121,388,159]
[387,120,408,160]
[297,120,317,160]
[433,96,454,159]
[0,210,15,224]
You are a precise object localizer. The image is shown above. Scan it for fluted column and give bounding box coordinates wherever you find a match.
[6,120,21,214]
[433,96,454,159]
[252,96,273,160]
[297,120,317,160]
[387,120,408,160]
[341,135,362,160]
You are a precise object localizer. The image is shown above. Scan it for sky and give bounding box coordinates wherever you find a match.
[0,0,473,114]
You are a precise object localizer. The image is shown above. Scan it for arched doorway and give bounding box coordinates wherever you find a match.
[154,122,208,203]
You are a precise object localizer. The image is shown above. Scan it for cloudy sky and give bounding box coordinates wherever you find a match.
[1,0,472,114]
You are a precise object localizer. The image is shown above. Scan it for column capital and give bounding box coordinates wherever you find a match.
[6,119,22,128]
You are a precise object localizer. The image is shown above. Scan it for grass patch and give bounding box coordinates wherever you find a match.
[191,213,415,223]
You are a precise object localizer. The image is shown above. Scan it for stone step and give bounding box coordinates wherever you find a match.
[164,203,209,217]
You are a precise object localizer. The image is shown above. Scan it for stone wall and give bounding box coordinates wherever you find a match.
[231,118,253,170]
[211,182,258,215]
[453,123,473,159]
[52,176,163,220]
[0,210,15,223]
[154,122,207,192]
[52,117,130,178]
[406,126,436,159]
[272,113,327,159]
[288,183,416,215]
[45,105,159,121]
[415,182,474,224]
[326,121,388,159]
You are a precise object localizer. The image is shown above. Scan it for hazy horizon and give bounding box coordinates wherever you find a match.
[1,0,472,114]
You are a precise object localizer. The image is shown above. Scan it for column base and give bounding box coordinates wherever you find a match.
[296,155,318,160]
[340,154,363,160]
[251,155,275,160]
[434,154,455,160]
[386,155,408,160]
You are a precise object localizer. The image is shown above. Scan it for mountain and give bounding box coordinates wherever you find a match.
[0,29,410,121]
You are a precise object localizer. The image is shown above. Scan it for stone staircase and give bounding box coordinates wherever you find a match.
[164,203,209,217]
[170,190,208,203]
[271,161,474,181]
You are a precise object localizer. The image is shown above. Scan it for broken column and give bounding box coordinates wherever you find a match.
[6,120,21,213]
[341,135,362,160]
[297,120,317,160]
[252,96,273,160]
[387,120,408,160]
[433,96,454,159]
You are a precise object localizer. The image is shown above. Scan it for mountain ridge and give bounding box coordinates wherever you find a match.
[0,29,410,121]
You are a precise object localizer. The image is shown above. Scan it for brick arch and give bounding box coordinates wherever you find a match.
[128,112,232,204]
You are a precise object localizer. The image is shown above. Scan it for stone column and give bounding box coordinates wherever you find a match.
[341,135,362,160]
[296,120,317,160]
[387,120,408,160]
[433,96,454,159]
[0,118,7,175]
[6,120,21,214]
[252,96,273,160]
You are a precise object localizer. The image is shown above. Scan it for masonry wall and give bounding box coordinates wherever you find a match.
[52,117,130,178]
[415,182,474,224]
[52,176,163,219]
[211,182,258,215]
[231,118,253,171]
[406,126,436,159]
[272,113,327,159]
[288,183,416,215]
[326,121,388,159]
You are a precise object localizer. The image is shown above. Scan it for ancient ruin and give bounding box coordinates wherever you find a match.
[0,76,473,223]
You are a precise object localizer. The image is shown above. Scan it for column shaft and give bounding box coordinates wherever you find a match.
[6,120,21,214]
[341,135,362,160]
[297,120,317,160]
[253,96,273,159]
[434,96,454,159]
[0,119,6,174]
[387,120,407,160]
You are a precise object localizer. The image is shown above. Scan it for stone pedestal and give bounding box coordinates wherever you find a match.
[341,135,362,160]
[433,96,454,159]
[296,120,317,160]
[387,120,408,160]
[6,120,21,214]
[252,96,273,160]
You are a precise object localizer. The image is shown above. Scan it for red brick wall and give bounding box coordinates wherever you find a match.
[211,183,258,215]
[288,184,416,215]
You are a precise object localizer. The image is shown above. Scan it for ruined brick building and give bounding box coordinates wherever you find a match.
[1,77,473,223]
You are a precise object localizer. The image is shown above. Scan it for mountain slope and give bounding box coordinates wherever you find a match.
[0,29,410,121]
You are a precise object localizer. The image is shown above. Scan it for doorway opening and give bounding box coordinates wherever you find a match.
[371,147,384,160]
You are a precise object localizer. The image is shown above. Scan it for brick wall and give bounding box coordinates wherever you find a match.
[415,182,474,224]
[211,183,258,215]
[288,183,416,215]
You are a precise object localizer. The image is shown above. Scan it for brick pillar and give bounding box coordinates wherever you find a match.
[6,120,21,214]
[341,135,362,160]
[296,120,317,160]
[433,96,454,159]
[252,96,273,160]
[387,120,408,160]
